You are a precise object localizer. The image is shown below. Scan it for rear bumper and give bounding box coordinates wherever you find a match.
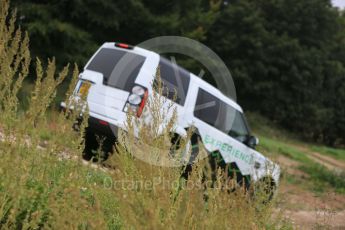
[60,102,121,138]
[87,116,118,137]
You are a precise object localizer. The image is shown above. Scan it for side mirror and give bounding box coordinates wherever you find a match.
[246,135,259,149]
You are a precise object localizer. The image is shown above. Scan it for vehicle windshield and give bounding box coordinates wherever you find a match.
[86,48,146,91]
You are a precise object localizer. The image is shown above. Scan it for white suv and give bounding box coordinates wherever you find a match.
[61,42,280,192]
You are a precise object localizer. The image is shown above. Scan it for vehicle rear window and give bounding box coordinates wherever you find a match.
[194,88,249,142]
[86,48,146,91]
[153,57,190,105]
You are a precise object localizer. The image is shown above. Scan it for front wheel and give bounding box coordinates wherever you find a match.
[250,177,276,204]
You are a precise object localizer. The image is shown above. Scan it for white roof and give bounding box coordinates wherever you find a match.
[96,42,243,113]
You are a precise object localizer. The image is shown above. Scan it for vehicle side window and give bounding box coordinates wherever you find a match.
[228,111,249,143]
[194,88,249,143]
[194,88,221,127]
[153,57,190,105]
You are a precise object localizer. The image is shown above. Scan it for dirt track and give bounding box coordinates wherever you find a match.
[287,210,345,229]
[295,145,345,173]
[276,145,345,229]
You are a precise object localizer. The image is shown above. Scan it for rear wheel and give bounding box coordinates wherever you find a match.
[83,128,116,162]
[170,133,200,178]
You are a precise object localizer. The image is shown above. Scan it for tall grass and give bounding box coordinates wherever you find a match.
[0,0,291,228]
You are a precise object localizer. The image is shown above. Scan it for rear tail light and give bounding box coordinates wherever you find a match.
[137,90,148,117]
[124,85,148,117]
[99,120,109,126]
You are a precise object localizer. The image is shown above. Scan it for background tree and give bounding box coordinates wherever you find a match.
[11,0,220,65]
[206,0,345,145]
[9,0,345,146]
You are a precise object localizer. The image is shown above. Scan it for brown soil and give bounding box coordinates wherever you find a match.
[286,210,345,229]
[308,151,345,173]
[276,155,309,178]
[277,144,345,229]
[295,145,345,173]
[277,183,345,229]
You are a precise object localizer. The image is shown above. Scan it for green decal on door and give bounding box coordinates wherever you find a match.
[204,134,254,165]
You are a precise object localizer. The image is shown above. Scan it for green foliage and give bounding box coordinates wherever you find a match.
[252,114,345,195]
[11,0,221,66]
[300,164,345,194]
[9,0,345,146]
[311,145,345,161]
[0,0,30,120]
[26,58,69,127]
[207,0,345,146]
[11,0,98,65]
[0,3,291,228]
[262,137,345,194]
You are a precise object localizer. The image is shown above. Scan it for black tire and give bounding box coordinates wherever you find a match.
[83,128,98,161]
[207,152,251,191]
[83,128,116,162]
[251,177,276,204]
[170,133,200,179]
[225,162,251,192]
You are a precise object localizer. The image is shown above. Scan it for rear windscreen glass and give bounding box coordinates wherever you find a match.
[86,48,146,91]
